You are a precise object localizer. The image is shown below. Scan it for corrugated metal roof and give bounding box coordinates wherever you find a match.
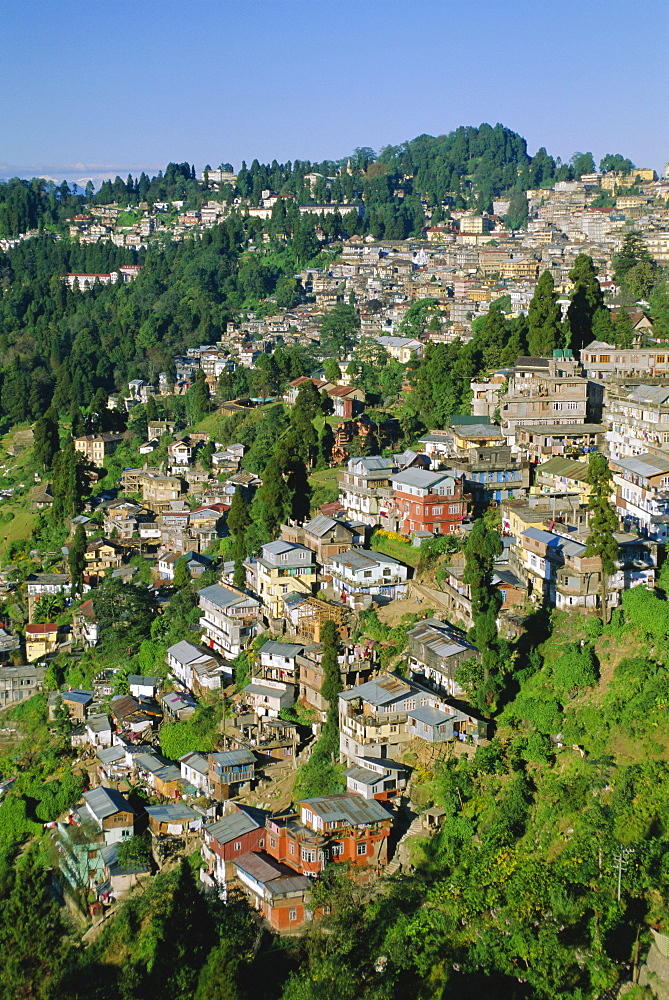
[616,454,669,477]
[343,765,383,786]
[391,468,455,489]
[205,811,261,844]
[299,793,390,825]
[83,786,133,820]
[210,749,255,767]
[303,514,338,536]
[408,705,453,726]
[259,640,304,658]
[339,674,414,707]
[145,804,199,823]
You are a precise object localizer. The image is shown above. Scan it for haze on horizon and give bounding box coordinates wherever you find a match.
[2,0,667,186]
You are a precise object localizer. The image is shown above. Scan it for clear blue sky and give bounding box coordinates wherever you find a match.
[1,0,667,184]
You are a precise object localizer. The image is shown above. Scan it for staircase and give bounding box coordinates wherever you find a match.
[383,815,424,877]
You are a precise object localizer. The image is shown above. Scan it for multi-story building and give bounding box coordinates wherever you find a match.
[511,525,656,612]
[0,665,46,707]
[197,583,261,657]
[472,354,601,443]
[605,384,669,459]
[609,453,669,541]
[338,456,396,527]
[405,618,480,697]
[580,342,669,380]
[514,423,606,463]
[73,433,125,465]
[245,540,317,621]
[266,794,392,875]
[325,548,409,601]
[390,468,465,536]
[281,515,362,563]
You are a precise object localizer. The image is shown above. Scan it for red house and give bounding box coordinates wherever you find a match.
[391,468,465,536]
[265,794,392,875]
[234,851,313,932]
[201,806,267,886]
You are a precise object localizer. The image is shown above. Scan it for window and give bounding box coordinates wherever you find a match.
[289,908,297,922]
[432,505,443,516]
[259,839,264,848]
[301,848,316,863]
[331,843,343,856]
[289,841,295,855]
[567,401,579,410]
[357,842,367,856]
[233,841,242,851]
[599,355,610,363]
[270,836,276,848]
[448,504,460,514]
[553,402,563,411]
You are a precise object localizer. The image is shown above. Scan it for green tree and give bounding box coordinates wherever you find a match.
[320,303,360,359]
[566,254,606,354]
[33,410,60,471]
[614,232,660,300]
[527,270,563,356]
[462,513,504,712]
[173,556,192,589]
[584,452,619,623]
[68,523,86,598]
[323,357,342,383]
[227,484,251,587]
[145,394,158,422]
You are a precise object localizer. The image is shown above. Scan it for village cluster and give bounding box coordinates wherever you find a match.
[1,160,669,934]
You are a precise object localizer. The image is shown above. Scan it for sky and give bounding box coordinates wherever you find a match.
[1,0,667,185]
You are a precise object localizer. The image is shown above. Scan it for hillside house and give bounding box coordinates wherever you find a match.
[266,794,392,875]
[325,549,409,601]
[405,618,479,697]
[245,541,317,621]
[233,851,313,932]
[198,583,261,657]
[202,807,267,885]
[391,468,465,536]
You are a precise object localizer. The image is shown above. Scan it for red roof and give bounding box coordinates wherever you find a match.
[26,623,58,635]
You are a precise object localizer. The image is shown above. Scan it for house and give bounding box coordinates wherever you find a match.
[243,678,295,717]
[73,433,125,465]
[391,468,466,537]
[606,384,669,460]
[157,550,212,580]
[25,623,60,661]
[72,599,99,647]
[110,693,159,734]
[344,758,410,801]
[84,539,123,579]
[233,851,313,932]
[166,639,232,694]
[161,690,197,721]
[373,336,423,363]
[406,703,487,744]
[128,675,161,699]
[581,340,669,379]
[514,423,606,464]
[0,664,46,707]
[207,749,256,800]
[61,689,94,721]
[325,549,409,601]
[198,583,261,658]
[98,843,151,901]
[534,456,592,500]
[85,714,113,749]
[405,618,480,697]
[296,641,373,721]
[244,541,317,621]
[258,640,305,682]
[202,806,267,885]
[180,751,211,793]
[610,453,669,541]
[266,794,392,874]
[82,787,135,845]
[338,456,396,527]
[281,514,361,562]
[145,803,202,837]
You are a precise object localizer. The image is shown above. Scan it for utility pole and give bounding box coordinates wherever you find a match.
[613,845,634,902]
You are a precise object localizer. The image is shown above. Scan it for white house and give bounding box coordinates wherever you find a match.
[325,549,409,599]
[242,679,295,717]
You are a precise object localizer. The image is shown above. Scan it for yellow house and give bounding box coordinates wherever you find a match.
[25,624,60,662]
[245,541,318,620]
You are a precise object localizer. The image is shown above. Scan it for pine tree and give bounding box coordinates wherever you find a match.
[173,556,191,589]
[33,410,60,471]
[462,513,504,712]
[567,254,606,354]
[584,452,619,623]
[527,270,563,356]
[320,619,342,711]
[145,394,158,422]
[478,301,511,370]
[68,523,86,597]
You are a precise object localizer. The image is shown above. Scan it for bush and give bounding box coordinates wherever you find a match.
[552,644,598,696]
